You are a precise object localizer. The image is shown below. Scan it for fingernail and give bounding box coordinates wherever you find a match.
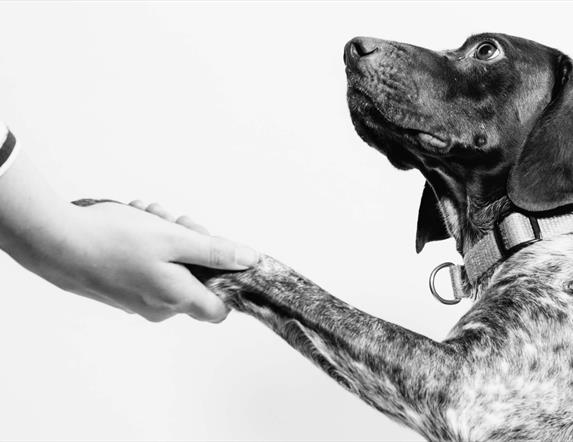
[236,246,260,268]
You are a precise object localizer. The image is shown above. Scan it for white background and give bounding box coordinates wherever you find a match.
[0,1,568,441]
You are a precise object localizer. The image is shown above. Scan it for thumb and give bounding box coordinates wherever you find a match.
[173,227,259,270]
[164,264,230,322]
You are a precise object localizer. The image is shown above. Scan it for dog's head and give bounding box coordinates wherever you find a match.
[345,33,573,252]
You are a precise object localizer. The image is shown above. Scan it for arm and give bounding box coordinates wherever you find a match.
[0,132,258,322]
[193,256,461,437]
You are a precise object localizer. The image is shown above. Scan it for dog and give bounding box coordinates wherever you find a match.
[81,33,573,440]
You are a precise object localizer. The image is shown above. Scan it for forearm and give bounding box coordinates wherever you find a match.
[0,151,69,246]
[197,256,458,430]
[0,150,84,288]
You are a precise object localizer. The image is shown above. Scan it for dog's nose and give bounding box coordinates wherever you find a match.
[344,37,380,67]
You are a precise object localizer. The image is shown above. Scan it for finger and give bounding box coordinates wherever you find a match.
[140,310,176,323]
[176,215,210,235]
[129,199,148,210]
[164,264,230,322]
[145,202,177,222]
[172,229,259,270]
[185,307,228,323]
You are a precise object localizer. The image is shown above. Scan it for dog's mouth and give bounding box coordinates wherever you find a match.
[347,87,451,155]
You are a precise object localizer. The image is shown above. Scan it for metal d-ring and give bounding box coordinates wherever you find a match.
[429,262,461,305]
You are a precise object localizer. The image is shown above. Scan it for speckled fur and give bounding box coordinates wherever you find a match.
[189,235,573,441]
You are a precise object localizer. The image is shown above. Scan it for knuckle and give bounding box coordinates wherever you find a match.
[141,313,164,322]
[167,298,191,314]
[153,287,191,315]
[129,199,147,210]
[157,295,182,314]
[142,309,173,322]
[138,292,180,320]
[146,202,161,211]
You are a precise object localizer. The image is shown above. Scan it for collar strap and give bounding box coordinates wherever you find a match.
[464,210,573,284]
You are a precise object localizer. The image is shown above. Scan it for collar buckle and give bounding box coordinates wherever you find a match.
[493,213,542,259]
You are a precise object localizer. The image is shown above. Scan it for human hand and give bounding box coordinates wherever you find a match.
[0,149,259,322]
[13,199,258,323]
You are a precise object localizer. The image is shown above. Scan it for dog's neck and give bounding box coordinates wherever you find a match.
[459,194,513,254]
[435,187,513,300]
[427,168,513,255]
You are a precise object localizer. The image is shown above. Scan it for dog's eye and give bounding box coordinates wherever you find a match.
[474,41,500,61]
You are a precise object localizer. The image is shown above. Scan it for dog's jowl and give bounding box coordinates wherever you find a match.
[99,34,573,440]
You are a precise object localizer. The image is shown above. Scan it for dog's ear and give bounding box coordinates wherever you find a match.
[508,54,573,212]
[416,181,450,253]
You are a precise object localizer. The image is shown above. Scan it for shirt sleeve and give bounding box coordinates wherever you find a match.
[0,129,18,178]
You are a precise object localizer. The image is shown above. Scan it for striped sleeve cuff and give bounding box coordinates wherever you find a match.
[0,130,19,178]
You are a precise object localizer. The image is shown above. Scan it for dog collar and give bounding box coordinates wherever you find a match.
[429,210,573,304]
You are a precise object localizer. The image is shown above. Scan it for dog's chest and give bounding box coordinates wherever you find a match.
[445,235,573,439]
[448,341,573,440]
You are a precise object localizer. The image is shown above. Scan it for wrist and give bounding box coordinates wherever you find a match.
[3,202,89,291]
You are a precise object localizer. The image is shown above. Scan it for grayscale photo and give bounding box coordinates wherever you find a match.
[0,1,572,441]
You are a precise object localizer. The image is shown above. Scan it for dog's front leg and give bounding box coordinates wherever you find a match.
[191,255,460,439]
